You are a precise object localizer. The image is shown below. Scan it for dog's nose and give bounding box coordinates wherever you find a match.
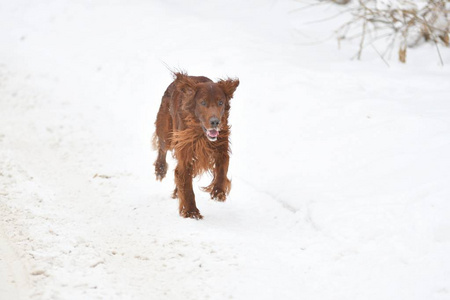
[209,117,220,128]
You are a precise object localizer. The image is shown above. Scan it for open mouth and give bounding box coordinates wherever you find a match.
[203,127,220,142]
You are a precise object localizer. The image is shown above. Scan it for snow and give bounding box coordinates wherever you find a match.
[1,0,450,299]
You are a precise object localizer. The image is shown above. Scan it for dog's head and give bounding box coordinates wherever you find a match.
[175,73,239,142]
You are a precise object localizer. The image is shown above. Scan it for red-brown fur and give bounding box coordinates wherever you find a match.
[153,72,239,219]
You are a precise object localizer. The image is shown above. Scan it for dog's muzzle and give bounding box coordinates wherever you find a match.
[203,126,219,142]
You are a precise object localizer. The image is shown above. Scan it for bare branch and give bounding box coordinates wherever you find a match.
[306,0,450,63]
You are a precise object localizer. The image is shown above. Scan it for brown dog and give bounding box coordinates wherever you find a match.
[153,72,239,219]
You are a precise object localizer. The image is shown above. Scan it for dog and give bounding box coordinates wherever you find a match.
[153,72,239,219]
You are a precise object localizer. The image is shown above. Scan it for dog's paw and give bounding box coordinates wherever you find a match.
[171,188,178,199]
[180,209,203,220]
[154,161,168,181]
[210,187,227,202]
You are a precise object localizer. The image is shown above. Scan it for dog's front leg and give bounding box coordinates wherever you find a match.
[175,162,203,219]
[205,152,231,202]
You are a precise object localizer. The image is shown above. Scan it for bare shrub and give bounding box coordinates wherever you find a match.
[313,0,449,64]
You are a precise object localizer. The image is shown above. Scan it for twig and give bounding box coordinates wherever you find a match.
[371,44,390,67]
[289,1,326,13]
[428,27,446,66]
[358,18,368,60]
[303,7,354,25]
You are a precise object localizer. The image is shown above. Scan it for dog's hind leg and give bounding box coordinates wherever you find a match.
[171,187,178,199]
[154,149,168,181]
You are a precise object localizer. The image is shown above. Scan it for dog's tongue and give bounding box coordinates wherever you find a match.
[208,129,219,138]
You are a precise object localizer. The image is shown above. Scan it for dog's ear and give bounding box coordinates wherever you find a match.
[174,72,197,96]
[173,72,198,112]
[218,78,239,99]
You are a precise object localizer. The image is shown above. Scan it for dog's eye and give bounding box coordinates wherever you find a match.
[201,100,207,106]
[218,100,224,106]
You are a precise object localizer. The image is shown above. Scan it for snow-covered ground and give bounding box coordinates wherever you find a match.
[1,0,450,299]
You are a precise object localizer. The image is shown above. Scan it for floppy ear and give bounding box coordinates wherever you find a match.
[218,78,239,99]
[173,72,196,96]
